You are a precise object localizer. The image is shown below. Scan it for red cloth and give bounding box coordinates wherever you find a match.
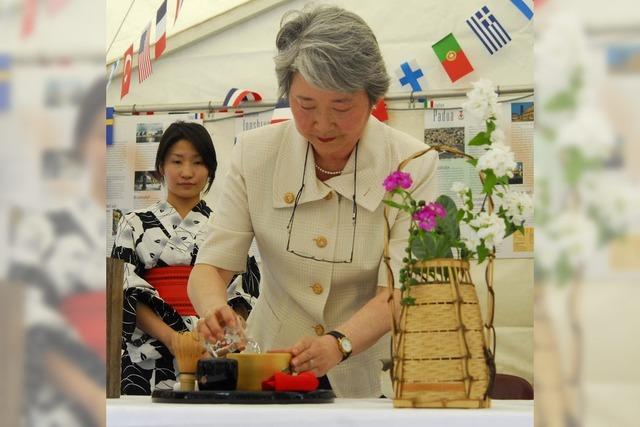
[261,371,319,392]
[60,291,107,362]
[145,266,196,316]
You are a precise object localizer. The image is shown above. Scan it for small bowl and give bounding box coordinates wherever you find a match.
[227,353,291,391]
[196,358,238,391]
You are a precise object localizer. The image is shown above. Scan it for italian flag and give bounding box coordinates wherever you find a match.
[432,33,474,83]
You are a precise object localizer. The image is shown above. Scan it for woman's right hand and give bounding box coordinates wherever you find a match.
[197,304,240,342]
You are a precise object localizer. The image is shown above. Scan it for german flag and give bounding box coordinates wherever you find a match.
[432,33,474,83]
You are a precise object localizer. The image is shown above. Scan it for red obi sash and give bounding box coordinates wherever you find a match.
[60,291,107,362]
[145,266,197,316]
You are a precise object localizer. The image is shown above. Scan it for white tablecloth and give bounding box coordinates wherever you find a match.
[107,396,533,427]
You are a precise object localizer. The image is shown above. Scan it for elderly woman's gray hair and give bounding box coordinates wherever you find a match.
[274,5,390,106]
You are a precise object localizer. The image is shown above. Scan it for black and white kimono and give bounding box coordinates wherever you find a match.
[9,198,106,427]
[111,200,259,395]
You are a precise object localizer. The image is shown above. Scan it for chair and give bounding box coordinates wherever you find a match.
[490,373,534,400]
[106,257,124,398]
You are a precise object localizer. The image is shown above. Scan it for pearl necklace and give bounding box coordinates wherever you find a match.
[315,163,343,176]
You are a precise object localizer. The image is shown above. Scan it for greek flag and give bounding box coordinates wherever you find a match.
[466,5,511,55]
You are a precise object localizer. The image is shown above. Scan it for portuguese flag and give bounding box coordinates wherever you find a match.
[432,33,474,83]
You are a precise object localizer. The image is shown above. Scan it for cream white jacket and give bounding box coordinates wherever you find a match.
[196,117,438,397]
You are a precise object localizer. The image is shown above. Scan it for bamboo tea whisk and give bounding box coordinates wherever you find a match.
[172,330,206,391]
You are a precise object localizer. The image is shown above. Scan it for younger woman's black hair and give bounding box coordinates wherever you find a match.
[155,121,217,194]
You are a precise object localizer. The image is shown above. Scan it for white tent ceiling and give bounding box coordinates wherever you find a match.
[107,0,259,64]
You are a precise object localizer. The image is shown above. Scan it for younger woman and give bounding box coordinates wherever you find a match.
[111,121,257,394]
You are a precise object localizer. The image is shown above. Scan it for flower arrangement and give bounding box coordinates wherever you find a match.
[383,79,533,303]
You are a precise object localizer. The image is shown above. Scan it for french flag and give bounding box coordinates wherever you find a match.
[155,0,167,59]
[222,88,263,108]
[271,99,293,124]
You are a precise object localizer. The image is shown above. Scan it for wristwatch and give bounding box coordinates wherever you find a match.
[326,330,353,362]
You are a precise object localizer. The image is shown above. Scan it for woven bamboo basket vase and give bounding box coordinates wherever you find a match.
[384,146,496,409]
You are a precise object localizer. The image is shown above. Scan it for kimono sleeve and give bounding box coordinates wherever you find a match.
[111,213,153,291]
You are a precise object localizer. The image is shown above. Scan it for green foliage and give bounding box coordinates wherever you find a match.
[476,245,490,264]
[435,195,460,240]
[545,68,583,112]
[383,199,410,212]
[563,148,601,186]
[410,232,453,260]
[469,131,492,146]
[383,92,528,293]
[401,296,416,306]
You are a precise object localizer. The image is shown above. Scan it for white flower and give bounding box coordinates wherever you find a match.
[476,142,517,178]
[494,190,533,224]
[451,181,467,193]
[460,222,481,252]
[536,211,598,272]
[579,174,640,233]
[535,12,590,107]
[490,129,506,145]
[460,212,507,253]
[462,78,499,122]
[470,212,507,248]
[556,106,615,160]
[451,181,471,210]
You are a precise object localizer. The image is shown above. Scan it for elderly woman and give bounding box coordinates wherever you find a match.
[189,5,438,397]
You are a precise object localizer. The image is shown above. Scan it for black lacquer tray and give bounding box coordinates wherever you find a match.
[151,389,335,404]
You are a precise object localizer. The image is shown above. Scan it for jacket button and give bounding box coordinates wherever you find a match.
[314,324,325,336]
[311,283,323,295]
[314,236,327,248]
[284,192,295,204]
[324,192,333,201]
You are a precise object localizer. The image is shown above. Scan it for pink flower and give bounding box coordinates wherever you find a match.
[413,202,446,231]
[383,171,413,192]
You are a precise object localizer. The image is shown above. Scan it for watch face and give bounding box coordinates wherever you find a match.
[341,337,353,353]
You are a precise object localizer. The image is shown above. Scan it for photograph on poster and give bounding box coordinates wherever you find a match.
[607,45,640,74]
[134,171,162,191]
[424,127,465,159]
[511,102,534,122]
[112,209,123,235]
[136,123,164,143]
[509,162,524,185]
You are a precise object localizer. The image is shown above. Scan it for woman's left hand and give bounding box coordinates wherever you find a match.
[274,335,343,377]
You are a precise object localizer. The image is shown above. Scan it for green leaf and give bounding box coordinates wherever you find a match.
[401,296,416,306]
[487,120,496,133]
[410,233,433,260]
[469,131,491,146]
[467,158,478,167]
[545,68,583,112]
[563,148,601,186]
[503,218,519,239]
[382,199,410,212]
[477,245,490,264]
[545,91,576,111]
[411,232,452,260]
[482,170,498,195]
[435,194,460,241]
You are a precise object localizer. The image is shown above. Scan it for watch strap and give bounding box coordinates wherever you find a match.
[326,330,351,361]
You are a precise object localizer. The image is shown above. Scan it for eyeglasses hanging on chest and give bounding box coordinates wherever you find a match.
[286,142,358,264]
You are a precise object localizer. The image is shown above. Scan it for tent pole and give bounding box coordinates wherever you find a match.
[113,85,533,114]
